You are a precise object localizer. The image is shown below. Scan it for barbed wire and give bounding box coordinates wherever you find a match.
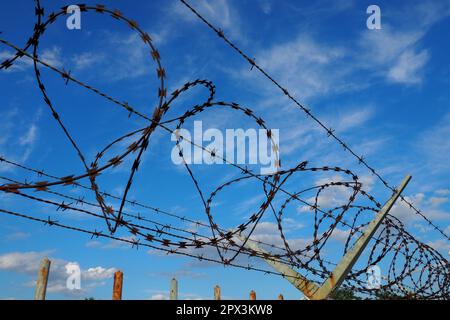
[177,0,450,242]
[0,154,444,281]
[0,1,448,299]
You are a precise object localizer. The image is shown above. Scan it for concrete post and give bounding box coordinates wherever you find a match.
[34,257,51,300]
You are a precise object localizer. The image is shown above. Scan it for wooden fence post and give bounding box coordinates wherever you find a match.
[249,290,256,300]
[170,278,178,300]
[112,270,123,300]
[214,285,221,300]
[34,257,51,300]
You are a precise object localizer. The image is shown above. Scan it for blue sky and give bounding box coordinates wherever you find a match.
[0,0,449,300]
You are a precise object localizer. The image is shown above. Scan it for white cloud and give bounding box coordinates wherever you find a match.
[0,108,41,166]
[390,192,450,226]
[387,49,429,84]
[172,0,243,41]
[150,293,167,300]
[358,0,450,84]
[40,47,64,69]
[5,231,30,241]
[436,189,450,196]
[239,221,310,253]
[359,28,423,66]
[358,26,430,85]
[412,1,450,28]
[333,106,374,133]
[390,193,424,224]
[0,46,64,73]
[103,33,153,81]
[71,52,103,71]
[0,51,33,72]
[428,197,448,207]
[359,175,376,192]
[243,35,346,100]
[417,112,450,173]
[0,251,116,297]
[85,235,137,249]
[0,251,48,273]
[19,124,38,146]
[83,266,116,281]
[330,228,350,243]
[297,174,358,210]
[239,1,450,107]
[427,239,450,254]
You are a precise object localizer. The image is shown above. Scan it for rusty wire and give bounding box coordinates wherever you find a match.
[0,1,449,299]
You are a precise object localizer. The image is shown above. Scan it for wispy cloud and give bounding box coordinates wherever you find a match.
[416,112,450,173]
[149,270,207,280]
[330,106,374,133]
[390,192,450,229]
[240,35,347,100]
[0,251,116,298]
[71,52,104,71]
[150,292,168,300]
[0,46,63,73]
[426,239,450,254]
[236,0,450,110]
[85,235,138,250]
[19,124,38,146]
[4,231,31,241]
[387,49,429,84]
[0,108,41,170]
[172,0,243,42]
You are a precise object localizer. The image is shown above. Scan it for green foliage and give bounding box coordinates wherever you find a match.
[330,288,362,300]
[375,289,406,300]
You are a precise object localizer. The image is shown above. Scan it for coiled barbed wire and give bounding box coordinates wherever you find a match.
[0,1,448,299]
[177,0,450,242]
